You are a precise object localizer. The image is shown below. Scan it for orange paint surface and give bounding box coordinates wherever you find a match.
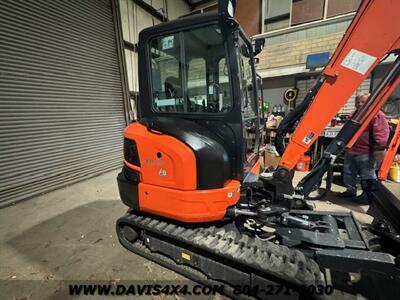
[138,180,241,222]
[125,122,196,190]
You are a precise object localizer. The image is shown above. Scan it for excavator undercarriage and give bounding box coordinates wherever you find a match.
[117,210,324,299]
[117,166,400,299]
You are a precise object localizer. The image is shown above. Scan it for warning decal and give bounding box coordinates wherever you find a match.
[341,49,377,75]
[302,132,315,144]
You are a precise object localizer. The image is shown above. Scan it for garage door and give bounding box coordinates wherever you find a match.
[296,76,371,114]
[0,0,127,206]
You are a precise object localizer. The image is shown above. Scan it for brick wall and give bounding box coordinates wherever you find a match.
[257,32,344,70]
[257,30,373,115]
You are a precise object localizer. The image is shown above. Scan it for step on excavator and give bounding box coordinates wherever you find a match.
[116,0,400,298]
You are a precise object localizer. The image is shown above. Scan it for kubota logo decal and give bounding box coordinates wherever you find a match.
[142,159,164,166]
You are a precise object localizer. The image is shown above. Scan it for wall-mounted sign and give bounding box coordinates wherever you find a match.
[306,52,330,69]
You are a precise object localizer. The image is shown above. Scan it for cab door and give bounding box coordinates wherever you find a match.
[236,34,261,175]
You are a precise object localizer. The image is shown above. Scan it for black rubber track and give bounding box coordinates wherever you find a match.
[118,236,255,300]
[117,210,325,297]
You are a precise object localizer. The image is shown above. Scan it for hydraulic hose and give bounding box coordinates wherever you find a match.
[275,77,324,156]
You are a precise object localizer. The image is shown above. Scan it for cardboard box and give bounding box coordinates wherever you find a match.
[258,149,265,169]
[264,152,281,169]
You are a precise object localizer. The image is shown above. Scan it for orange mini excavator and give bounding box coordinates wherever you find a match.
[117,0,400,298]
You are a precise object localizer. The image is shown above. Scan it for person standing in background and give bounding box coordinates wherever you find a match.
[337,92,390,201]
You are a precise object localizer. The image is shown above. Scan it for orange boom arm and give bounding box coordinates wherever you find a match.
[279,0,400,170]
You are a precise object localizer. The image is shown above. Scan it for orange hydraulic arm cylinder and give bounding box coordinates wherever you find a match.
[379,119,400,181]
[279,0,400,170]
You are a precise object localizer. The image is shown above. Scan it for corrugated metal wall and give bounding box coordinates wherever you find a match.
[0,0,126,206]
[296,76,371,114]
[296,77,319,105]
[340,78,371,114]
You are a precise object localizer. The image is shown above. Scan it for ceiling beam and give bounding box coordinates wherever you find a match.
[190,0,216,11]
[183,0,193,7]
[133,0,168,21]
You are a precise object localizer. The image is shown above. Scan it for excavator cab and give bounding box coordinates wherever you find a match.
[138,7,262,176]
[117,1,266,222]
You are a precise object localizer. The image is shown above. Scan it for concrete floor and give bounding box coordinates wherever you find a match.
[0,170,187,300]
[1,169,399,299]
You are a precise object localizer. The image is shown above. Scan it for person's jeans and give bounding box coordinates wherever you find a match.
[343,152,377,194]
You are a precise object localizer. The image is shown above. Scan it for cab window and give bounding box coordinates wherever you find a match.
[149,25,232,113]
[237,36,258,156]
